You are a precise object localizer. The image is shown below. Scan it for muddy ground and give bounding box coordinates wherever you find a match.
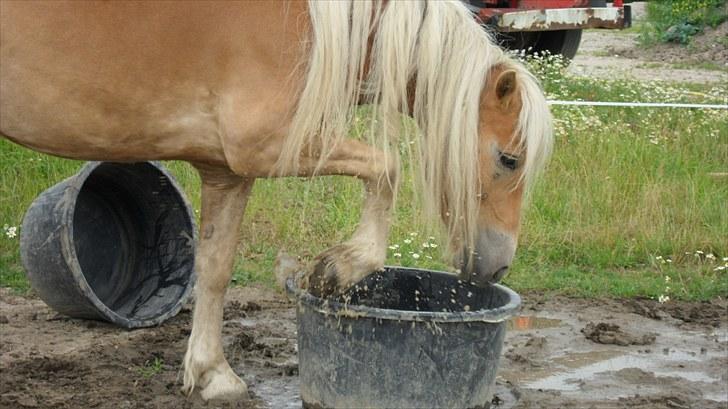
[1,285,726,409]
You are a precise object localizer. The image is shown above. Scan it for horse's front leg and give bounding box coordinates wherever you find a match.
[300,140,399,297]
[182,166,254,401]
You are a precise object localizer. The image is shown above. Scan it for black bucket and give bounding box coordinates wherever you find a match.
[286,267,520,409]
[20,161,196,329]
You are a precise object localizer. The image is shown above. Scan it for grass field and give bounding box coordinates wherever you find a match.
[2,60,726,301]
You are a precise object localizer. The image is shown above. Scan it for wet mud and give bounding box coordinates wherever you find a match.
[581,322,656,346]
[496,294,727,408]
[1,287,726,408]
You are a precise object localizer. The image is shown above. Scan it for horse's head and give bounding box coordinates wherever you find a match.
[453,64,552,286]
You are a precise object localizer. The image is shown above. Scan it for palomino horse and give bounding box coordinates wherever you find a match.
[0,0,552,402]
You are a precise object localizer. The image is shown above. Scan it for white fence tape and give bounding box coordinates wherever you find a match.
[547,100,728,110]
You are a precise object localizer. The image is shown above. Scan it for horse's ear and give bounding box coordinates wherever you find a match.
[495,70,518,108]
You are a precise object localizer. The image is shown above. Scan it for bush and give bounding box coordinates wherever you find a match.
[639,0,728,45]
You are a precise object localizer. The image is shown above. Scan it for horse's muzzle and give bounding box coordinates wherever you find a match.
[457,228,516,286]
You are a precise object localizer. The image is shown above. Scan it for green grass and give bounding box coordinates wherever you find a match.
[1,65,727,301]
[717,35,728,48]
[637,61,728,72]
[136,357,164,379]
[671,61,728,72]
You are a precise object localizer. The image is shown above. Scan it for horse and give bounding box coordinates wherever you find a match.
[0,0,552,402]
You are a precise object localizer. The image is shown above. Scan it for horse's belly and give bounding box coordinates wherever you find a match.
[1,63,222,163]
[0,0,305,168]
[0,1,238,164]
[1,88,218,163]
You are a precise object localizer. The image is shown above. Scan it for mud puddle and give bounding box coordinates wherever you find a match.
[501,313,726,405]
[508,315,563,331]
[496,296,727,408]
[2,287,726,408]
[246,376,300,409]
[516,348,723,397]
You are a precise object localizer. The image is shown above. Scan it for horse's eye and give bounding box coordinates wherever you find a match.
[499,153,518,170]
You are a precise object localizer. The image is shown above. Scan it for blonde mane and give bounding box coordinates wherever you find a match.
[279,0,553,250]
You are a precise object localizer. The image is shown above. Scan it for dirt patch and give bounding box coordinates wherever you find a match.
[1,287,726,409]
[569,3,728,84]
[628,297,726,327]
[0,286,294,409]
[582,322,656,346]
[614,22,728,67]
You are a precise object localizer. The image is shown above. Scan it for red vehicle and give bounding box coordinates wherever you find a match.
[466,0,632,59]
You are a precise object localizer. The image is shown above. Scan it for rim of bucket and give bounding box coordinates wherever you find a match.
[59,161,197,329]
[286,267,521,323]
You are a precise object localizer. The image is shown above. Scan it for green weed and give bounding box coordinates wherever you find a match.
[638,0,728,45]
[136,357,164,378]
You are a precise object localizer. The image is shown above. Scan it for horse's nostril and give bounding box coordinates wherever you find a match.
[493,266,509,282]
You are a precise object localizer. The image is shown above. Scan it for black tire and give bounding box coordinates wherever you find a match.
[533,29,583,60]
[497,29,582,62]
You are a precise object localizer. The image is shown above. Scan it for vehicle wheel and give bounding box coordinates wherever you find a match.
[532,29,582,60]
[498,29,582,62]
[505,0,606,61]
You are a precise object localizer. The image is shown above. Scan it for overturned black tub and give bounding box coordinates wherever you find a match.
[20,162,196,329]
[287,267,521,409]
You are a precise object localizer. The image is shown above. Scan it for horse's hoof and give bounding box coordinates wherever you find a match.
[307,254,341,298]
[199,366,249,402]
